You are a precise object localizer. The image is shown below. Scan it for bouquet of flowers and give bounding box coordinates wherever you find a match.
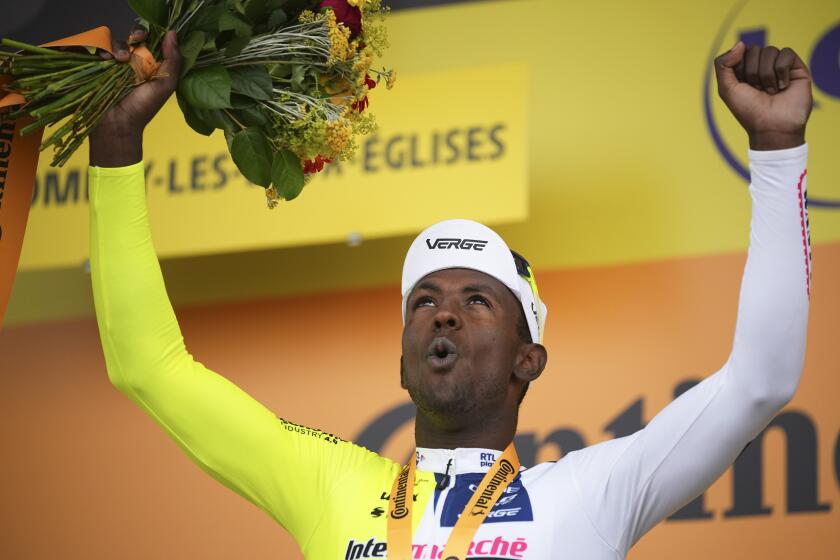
[0,0,394,205]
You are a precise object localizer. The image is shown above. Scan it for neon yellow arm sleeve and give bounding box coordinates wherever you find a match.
[88,162,385,551]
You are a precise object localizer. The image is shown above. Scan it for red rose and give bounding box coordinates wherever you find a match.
[320,0,362,37]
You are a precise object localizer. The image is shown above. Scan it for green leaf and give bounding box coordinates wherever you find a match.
[177,90,238,135]
[176,91,214,135]
[187,4,227,33]
[128,0,168,27]
[230,94,254,108]
[227,0,247,14]
[291,64,306,92]
[268,63,291,79]
[236,105,270,127]
[178,31,205,77]
[231,128,273,187]
[229,66,273,100]
[271,149,305,200]
[220,11,253,37]
[178,65,232,109]
[267,8,288,28]
[197,108,238,134]
[282,0,319,13]
[229,95,269,126]
[225,34,251,57]
[171,0,185,21]
[243,0,270,22]
[219,11,253,56]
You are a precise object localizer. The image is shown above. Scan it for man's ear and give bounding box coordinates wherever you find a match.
[400,356,406,389]
[513,343,547,384]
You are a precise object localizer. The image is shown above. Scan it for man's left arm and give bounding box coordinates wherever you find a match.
[568,42,814,554]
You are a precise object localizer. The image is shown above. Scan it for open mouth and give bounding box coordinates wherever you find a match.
[427,337,458,370]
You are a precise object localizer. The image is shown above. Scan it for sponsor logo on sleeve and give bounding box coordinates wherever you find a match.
[277,418,344,445]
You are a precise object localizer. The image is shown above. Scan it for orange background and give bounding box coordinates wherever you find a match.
[0,119,40,326]
[2,1,838,557]
[1,242,838,559]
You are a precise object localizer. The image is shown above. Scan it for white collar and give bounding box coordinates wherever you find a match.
[414,447,505,475]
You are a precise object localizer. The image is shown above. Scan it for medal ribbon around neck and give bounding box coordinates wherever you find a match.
[386,443,521,560]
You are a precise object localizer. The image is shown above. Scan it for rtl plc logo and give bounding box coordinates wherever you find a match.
[705,1,840,208]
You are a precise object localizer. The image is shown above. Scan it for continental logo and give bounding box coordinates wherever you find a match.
[0,119,13,242]
[425,238,489,251]
[704,0,839,208]
[470,459,517,517]
[389,464,411,519]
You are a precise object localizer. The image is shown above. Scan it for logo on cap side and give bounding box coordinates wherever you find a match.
[425,238,489,251]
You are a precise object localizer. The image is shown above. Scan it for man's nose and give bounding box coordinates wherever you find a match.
[434,307,461,331]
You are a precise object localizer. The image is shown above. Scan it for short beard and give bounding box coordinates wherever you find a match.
[405,368,509,426]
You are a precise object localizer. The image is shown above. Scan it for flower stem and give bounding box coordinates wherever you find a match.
[29,77,103,118]
[18,106,74,136]
[0,38,64,56]
[8,60,88,74]
[27,60,112,104]
[8,62,99,89]
[7,53,99,62]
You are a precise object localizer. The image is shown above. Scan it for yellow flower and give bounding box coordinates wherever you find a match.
[326,9,352,63]
[326,118,353,154]
[347,0,364,6]
[386,69,396,89]
[320,74,355,106]
[352,53,373,77]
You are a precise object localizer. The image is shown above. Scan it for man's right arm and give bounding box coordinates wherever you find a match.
[88,30,389,551]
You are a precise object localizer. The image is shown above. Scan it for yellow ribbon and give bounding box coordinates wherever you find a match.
[386,443,521,560]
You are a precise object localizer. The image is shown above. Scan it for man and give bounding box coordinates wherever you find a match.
[89,28,813,559]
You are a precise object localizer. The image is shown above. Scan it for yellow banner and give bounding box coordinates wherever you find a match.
[374,0,839,271]
[18,64,528,270]
[16,1,840,273]
[8,0,840,327]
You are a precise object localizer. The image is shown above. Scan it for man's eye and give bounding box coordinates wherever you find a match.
[414,296,435,308]
[467,295,489,306]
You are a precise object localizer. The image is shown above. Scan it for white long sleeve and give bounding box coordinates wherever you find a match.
[567,144,811,555]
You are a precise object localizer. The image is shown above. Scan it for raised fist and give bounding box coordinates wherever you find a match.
[89,28,181,166]
[95,28,181,137]
[714,42,812,150]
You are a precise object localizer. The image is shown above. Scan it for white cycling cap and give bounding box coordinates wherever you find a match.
[401,219,547,344]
